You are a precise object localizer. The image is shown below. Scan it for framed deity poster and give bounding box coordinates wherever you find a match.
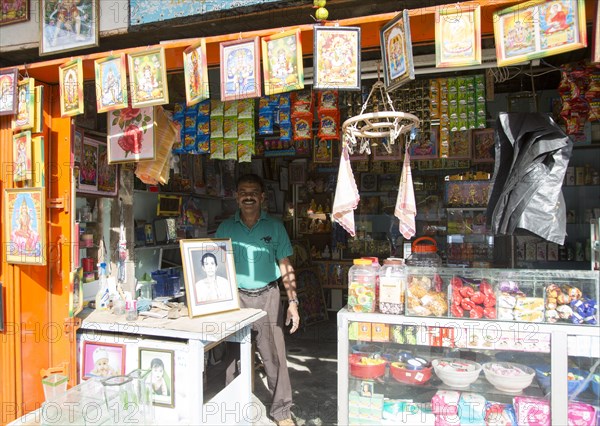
[313,26,361,90]
[4,188,46,265]
[94,54,128,113]
[107,106,155,163]
[1,0,28,26]
[79,137,98,192]
[13,131,32,182]
[59,58,84,117]
[472,128,495,163]
[594,1,600,63]
[0,68,18,116]
[436,5,481,68]
[220,37,261,101]
[128,48,169,108]
[12,78,35,131]
[183,39,210,106]
[40,0,98,56]
[261,28,304,95]
[380,10,415,92]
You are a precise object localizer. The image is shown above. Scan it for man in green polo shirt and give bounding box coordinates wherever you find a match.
[216,173,299,426]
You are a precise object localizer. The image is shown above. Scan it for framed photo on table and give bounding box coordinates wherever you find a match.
[40,0,98,56]
[436,5,481,68]
[0,68,18,116]
[1,1,28,26]
[94,54,128,113]
[313,26,361,90]
[139,348,175,408]
[220,37,261,101]
[59,58,84,117]
[4,188,46,265]
[380,10,415,92]
[183,39,210,106]
[261,28,304,95]
[12,78,35,131]
[81,341,125,380]
[128,48,169,108]
[180,238,239,318]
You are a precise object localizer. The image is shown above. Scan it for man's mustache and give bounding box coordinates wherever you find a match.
[242,198,256,204]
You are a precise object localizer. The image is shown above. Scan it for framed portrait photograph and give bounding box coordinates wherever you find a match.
[128,48,169,108]
[472,128,495,163]
[12,78,35,131]
[59,58,84,117]
[494,0,587,67]
[139,348,175,408]
[220,36,262,101]
[81,341,125,380]
[180,238,239,318]
[94,54,128,113]
[4,188,46,265]
[0,67,18,116]
[380,10,415,92]
[436,4,481,68]
[261,28,304,96]
[13,130,32,182]
[183,39,210,106]
[40,0,98,56]
[107,106,155,164]
[1,1,28,26]
[313,26,361,90]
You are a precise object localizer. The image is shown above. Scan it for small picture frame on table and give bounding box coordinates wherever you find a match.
[128,48,169,108]
[81,341,125,380]
[313,26,361,90]
[380,10,415,92]
[139,348,175,408]
[472,128,495,163]
[220,37,262,101]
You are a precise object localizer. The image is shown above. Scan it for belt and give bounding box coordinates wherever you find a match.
[238,280,279,297]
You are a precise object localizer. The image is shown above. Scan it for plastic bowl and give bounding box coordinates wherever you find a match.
[432,358,482,388]
[533,365,589,396]
[592,374,600,397]
[390,362,432,385]
[351,344,383,357]
[483,362,535,393]
[349,354,386,379]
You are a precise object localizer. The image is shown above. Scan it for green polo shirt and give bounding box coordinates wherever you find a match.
[215,210,292,290]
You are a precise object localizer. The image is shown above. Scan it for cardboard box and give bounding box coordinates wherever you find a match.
[357,322,372,341]
[371,323,389,342]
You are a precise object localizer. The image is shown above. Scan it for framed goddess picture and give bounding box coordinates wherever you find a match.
[40,0,98,56]
[13,131,32,182]
[128,48,169,108]
[12,78,35,131]
[313,26,361,90]
[180,238,239,318]
[1,1,28,26]
[4,188,46,265]
[94,54,128,113]
[262,28,304,96]
[380,10,415,92]
[139,348,175,408]
[107,106,155,163]
[436,5,481,68]
[183,39,210,106]
[472,128,495,163]
[59,58,84,117]
[220,37,261,101]
[0,68,18,116]
[81,341,125,380]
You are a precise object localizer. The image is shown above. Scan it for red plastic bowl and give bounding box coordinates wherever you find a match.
[349,354,386,379]
[390,362,432,385]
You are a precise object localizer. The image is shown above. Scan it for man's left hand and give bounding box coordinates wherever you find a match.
[285,303,300,333]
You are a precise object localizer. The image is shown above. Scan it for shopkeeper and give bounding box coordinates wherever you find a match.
[216,173,300,426]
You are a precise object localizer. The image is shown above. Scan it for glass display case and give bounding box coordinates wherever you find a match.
[446,208,494,268]
[337,267,599,425]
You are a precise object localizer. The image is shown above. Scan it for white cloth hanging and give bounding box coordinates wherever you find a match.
[395,149,416,239]
[332,145,360,237]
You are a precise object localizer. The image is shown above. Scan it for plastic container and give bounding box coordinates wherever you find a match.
[95,263,110,310]
[379,258,406,315]
[362,257,381,311]
[405,237,442,267]
[151,270,170,298]
[42,374,68,401]
[347,258,377,313]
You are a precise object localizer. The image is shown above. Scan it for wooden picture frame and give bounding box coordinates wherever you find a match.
[94,54,128,113]
[494,0,587,67]
[12,78,35,131]
[0,67,18,116]
[261,28,304,95]
[59,58,84,117]
[220,37,262,101]
[380,10,415,92]
[128,48,169,108]
[436,4,481,68]
[313,26,361,90]
[0,1,28,26]
[4,188,46,265]
[139,348,175,408]
[183,39,210,106]
[32,86,44,134]
[78,137,118,196]
[410,125,439,159]
[96,143,118,195]
[81,341,125,380]
[360,173,378,192]
[448,130,472,160]
[472,128,495,163]
[156,195,182,216]
[107,106,155,163]
[40,0,98,56]
[313,138,333,163]
[73,126,84,164]
[180,238,239,317]
[289,162,306,184]
[13,131,32,182]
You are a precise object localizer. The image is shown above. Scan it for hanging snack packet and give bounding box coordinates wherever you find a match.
[318,110,339,139]
[223,138,238,160]
[292,113,313,140]
[258,110,274,135]
[224,100,238,117]
[210,137,224,160]
[211,99,224,116]
[238,99,254,119]
[223,116,238,139]
[238,140,254,163]
[210,116,224,139]
[238,118,254,142]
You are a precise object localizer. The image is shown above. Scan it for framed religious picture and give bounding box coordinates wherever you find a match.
[32,86,44,133]
[180,238,239,318]
[0,67,18,116]
[183,39,210,106]
[81,341,125,380]
[79,137,98,193]
[594,1,600,63]
[289,161,306,184]
[261,28,304,96]
[410,125,439,160]
[0,0,28,26]
[220,37,262,101]
[380,10,415,92]
[373,139,403,161]
[139,348,175,408]
[128,48,169,108]
[13,131,32,182]
[494,0,587,67]
[96,143,118,196]
[73,126,84,164]
[313,138,333,164]
[107,106,155,163]
[472,128,495,163]
[313,26,361,90]
[4,187,46,265]
[447,130,472,160]
[12,78,35,131]
[59,58,84,117]
[94,54,128,113]
[436,4,481,68]
[360,173,378,192]
[40,0,98,56]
